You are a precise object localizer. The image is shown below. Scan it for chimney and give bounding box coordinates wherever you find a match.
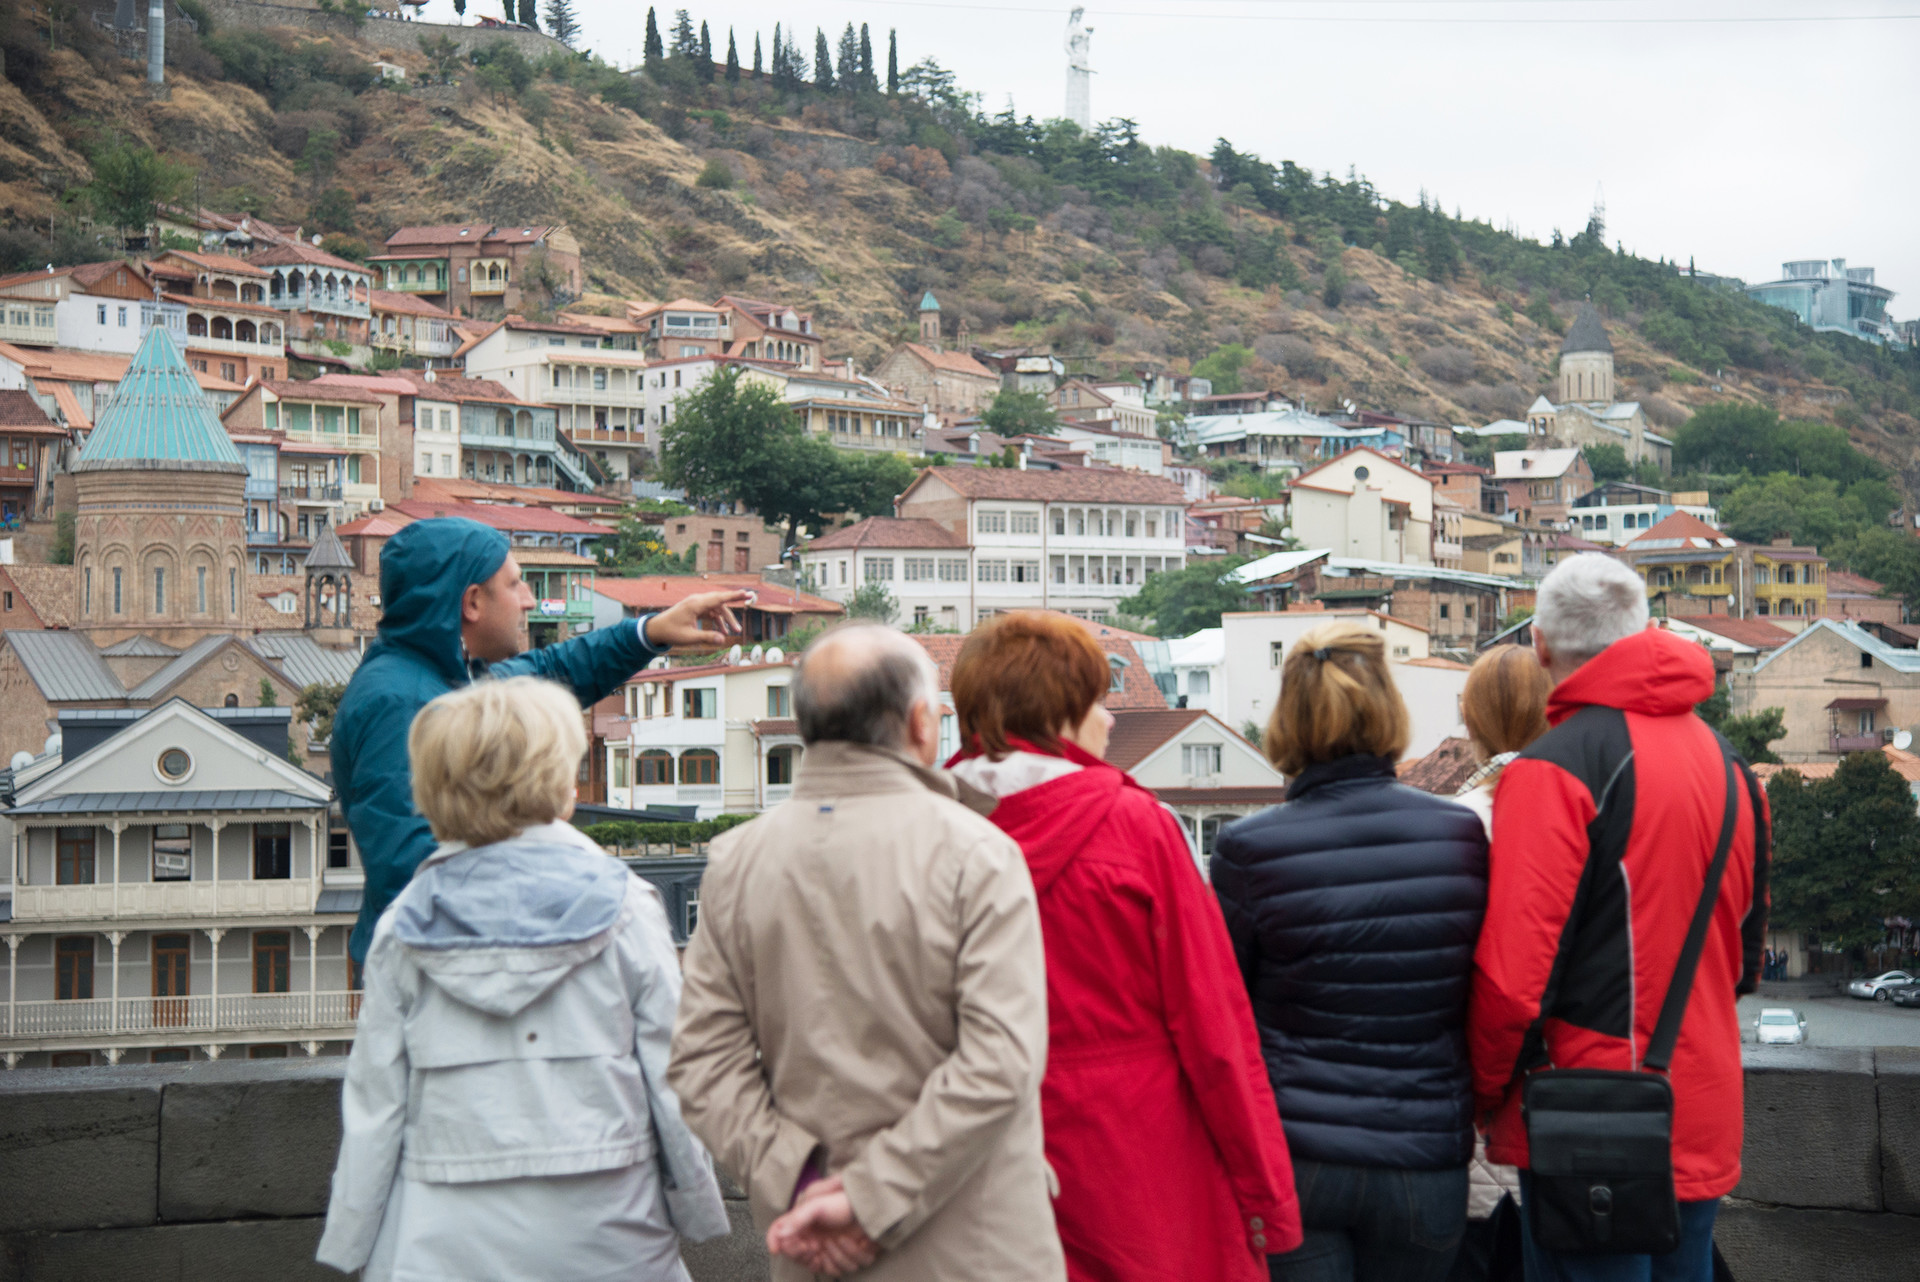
[147,0,164,83]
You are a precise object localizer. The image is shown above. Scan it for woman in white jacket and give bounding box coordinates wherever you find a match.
[317,677,729,1282]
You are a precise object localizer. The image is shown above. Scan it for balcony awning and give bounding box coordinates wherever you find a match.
[9,789,329,816]
[1825,697,1888,712]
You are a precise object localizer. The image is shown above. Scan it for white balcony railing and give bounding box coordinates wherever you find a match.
[11,878,316,923]
[5,991,360,1039]
[182,334,281,356]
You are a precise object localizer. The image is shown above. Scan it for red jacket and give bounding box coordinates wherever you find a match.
[964,741,1302,1280]
[1468,629,1769,1202]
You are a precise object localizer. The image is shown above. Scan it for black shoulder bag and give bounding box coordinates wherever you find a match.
[1518,743,1741,1255]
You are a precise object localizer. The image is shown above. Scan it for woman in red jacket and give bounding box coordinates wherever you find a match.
[950,611,1301,1282]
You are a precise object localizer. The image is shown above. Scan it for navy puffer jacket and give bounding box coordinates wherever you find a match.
[1212,754,1488,1170]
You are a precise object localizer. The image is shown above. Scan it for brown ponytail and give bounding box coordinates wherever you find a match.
[1264,621,1412,776]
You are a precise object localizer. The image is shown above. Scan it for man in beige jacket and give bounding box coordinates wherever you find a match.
[668,625,1064,1281]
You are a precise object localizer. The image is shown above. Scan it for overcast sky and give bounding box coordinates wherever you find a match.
[414,0,1920,319]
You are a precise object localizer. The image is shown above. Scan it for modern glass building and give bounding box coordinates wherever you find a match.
[1745,258,1903,348]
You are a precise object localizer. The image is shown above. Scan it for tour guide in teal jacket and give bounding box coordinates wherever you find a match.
[334,517,745,962]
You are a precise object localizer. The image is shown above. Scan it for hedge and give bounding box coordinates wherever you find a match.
[579,813,755,848]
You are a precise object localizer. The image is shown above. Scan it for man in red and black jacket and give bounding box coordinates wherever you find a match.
[1469,554,1768,1282]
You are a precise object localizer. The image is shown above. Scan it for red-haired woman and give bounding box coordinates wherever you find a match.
[950,611,1301,1282]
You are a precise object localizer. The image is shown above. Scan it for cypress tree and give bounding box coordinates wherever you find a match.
[516,0,535,29]
[813,28,833,91]
[696,20,713,81]
[752,32,762,79]
[836,23,859,92]
[725,28,740,82]
[643,7,662,65]
[887,28,898,94]
[770,23,785,89]
[859,23,874,91]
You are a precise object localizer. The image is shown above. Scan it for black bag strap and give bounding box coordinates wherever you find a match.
[1643,747,1740,1072]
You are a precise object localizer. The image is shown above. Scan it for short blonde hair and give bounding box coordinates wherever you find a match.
[1264,621,1411,777]
[409,676,585,847]
[1462,644,1552,761]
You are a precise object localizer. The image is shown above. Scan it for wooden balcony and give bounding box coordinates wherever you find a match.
[4,991,359,1040]
[10,878,316,924]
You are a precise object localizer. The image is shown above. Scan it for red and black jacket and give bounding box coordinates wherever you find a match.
[1468,628,1769,1202]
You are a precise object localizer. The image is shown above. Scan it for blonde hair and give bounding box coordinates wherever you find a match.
[1461,644,1552,761]
[409,676,585,847]
[1264,621,1411,777]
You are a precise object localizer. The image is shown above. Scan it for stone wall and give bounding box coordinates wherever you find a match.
[5,1047,1916,1280]
[199,0,569,61]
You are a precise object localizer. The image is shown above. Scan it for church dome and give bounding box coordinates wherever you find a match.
[1560,304,1613,356]
[78,325,245,472]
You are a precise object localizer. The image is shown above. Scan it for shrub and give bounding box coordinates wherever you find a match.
[1416,344,1477,384]
[580,813,755,849]
[695,158,735,189]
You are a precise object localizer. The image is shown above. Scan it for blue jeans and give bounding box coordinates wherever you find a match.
[1517,1173,1719,1282]
[1270,1158,1467,1282]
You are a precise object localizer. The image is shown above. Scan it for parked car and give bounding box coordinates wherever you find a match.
[1847,971,1916,1001]
[1753,1008,1807,1045]
[1891,986,1920,1010]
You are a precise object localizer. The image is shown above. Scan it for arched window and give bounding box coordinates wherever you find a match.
[211,316,233,341]
[636,750,672,785]
[679,749,719,786]
[224,693,239,707]
[236,320,257,343]
[187,313,208,337]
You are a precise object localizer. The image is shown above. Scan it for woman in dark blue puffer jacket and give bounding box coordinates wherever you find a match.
[1213,621,1488,1282]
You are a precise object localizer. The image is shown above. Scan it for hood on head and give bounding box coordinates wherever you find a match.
[392,824,631,1017]
[1546,626,1715,725]
[374,517,511,686]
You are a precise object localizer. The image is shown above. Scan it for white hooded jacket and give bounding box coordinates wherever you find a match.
[317,822,729,1279]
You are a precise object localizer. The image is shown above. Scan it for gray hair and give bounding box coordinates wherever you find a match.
[1534,553,1650,662]
[793,624,940,748]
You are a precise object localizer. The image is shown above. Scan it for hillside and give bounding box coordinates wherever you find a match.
[5,0,1919,495]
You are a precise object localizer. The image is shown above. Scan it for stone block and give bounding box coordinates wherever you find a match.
[158,1058,345,1222]
[682,1200,770,1282]
[0,1069,161,1233]
[0,1216,332,1282]
[1715,1200,1920,1282]
[1736,1045,1880,1211]
[1874,1047,1920,1214]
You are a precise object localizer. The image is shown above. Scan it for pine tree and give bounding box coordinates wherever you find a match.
[887,28,898,94]
[696,20,713,81]
[812,28,833,91]
[669,9,697,60]
[725,28,740,82]
[643,7,662,65]
[752,32,762,79]
[858,23,874,90]
[836,23,859,93]
[544,0,576,45]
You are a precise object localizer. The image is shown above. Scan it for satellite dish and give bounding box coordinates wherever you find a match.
[43,732,60,756]
[727,644,743,666]
[766,646,785,664]
[10,751,32,771]
[1897,731,1913,752]
[749,645,764,663]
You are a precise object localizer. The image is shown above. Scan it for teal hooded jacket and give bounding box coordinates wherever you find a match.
[333,517,664,961]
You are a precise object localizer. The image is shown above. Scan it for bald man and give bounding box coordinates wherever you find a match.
[669,626,1064,1282]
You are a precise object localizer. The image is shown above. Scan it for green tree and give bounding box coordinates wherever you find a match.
[668,8,696,58]
[724,28,739,82]
[1322,261,1349,309]
[643,7,663,65]
[751,32,762,78]
[836,23,860,92]
[1118,558,1249,637]
[544,0,577,46]
[1581,443,1630,483]
[980,389,1058,436]
[1768,754,1920,950]
[1721,708,1787,765]
[48,511,76,565]
[419,32,464,82]
[596,511,697,574]
[257,678,279,707]
[1671,403,1781,475]
[452,0,464,20]
[1423,214,1459,281]
[886,28,898,94]
[696,158,734,189]
[1192,343,1254,396]
[696,21,713,82]
[516,0,536,30]
[847,581,898,625]
[81,139,194,244]
[1835,527,1920,603]
[812,28,834,90]
[859,23,875,91]
[296,682,347,744]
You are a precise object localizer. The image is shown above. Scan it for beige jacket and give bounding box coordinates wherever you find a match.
[668,742,1065,1282]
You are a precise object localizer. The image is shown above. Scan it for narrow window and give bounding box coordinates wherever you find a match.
[229,568,237,614]
[328,830,352,869]
[112,566,122,614]
[55,937,94,1000]
[56,827,96,885]
[253,823,292,880]
[196,565,207,614]
[153,566,165,613]
[84,567,91,614]
[253,931,291,993]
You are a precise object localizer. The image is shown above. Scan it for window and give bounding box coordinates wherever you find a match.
[1181,744,1223,777]
[1053,511,1067,535]
[1011,511,1039,534]
[938,558,968,582]
[253,931,291,994]
[837,560,848,584]
[1862,652,1875,670]
[1125,514,1137,537]
[679,749,718,785]
[229,568,237,614]
[1011,560,1041,583]
[112,566,122,614]
[196,565,207,614]
[767,685,791,717]
[683,889,700,937]
[638,750,672,785]
[249,1044,290,1059]
[1146,517,1158,538]
[1108,656,1127,692]
[976,560,1008,582]
[976,509,1007,534]
[253,822,292,880]
[683,687,717,719]
[767,748,795,785]
[328,829,351,869]
[1393,645,1411,658]
[1188,669,1210,695]
[903,557,935,581]
[117,306,128,327]
[157,748,192,782]
[153,566,165,613]
[1270,641,1285,668]
[56,827,95,885]
[1439,603,1451,620]
[863,558,894,583]
[150,1048,190,1063]
[610,746,630,789]
[152,824,191,880]
[97,303,107,324]
[55,937,94,1000]
[84,567,91,614]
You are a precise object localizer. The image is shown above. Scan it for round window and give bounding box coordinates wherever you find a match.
[1353,465,1371,481]
[157,748,193,782]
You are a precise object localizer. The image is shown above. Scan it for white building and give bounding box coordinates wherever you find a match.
[411,388,464,484]
[1104,707,1287,856]
[1287,449,1435,566]
[1214,608,1433,738]
[461,317,651,480]
[1167,627,1224,712]
[602,657,801,820]
[799,467,1191,630]
[0,701,359,1068]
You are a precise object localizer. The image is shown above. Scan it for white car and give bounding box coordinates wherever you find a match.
[1847,971,1915,1001]
[1753,1008,1807,1045]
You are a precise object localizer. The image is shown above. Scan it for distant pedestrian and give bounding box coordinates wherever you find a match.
[669,624,1063,1281]
[1214,621,1489,1282]
[949,612,1302,1281]
[1469,555,1770,1282]
[317,677,728,1281]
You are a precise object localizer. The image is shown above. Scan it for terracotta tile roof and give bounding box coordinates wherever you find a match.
[0,343,131,383]
[0,390,60,430]
[1103,708,1207,771]
[370,289,457,317]
[907,634,966,690]
[593,574,843,616]
[388,500,606,537]
[382,223,493,248]
[256,379,385,405]
[1626,511,1733,549]
[1752,744,1920,786]
[908,465,1188,506]
[896,342,995,378]
[247,242,366,273]
[1152,786,1288,806]
[409,476,621,509]
[1672,615,1796,649]
[805,517,966,551]
[333,513,412,538]
[511,546,597,567]
[3,564,77,628]
[557,311,645,334]
[394,371,528,406]
[1827,569,1887,598]
[1397,737,1481,794]
[310,373,418,395]
[157,249,268,276]
[165,292,282,317]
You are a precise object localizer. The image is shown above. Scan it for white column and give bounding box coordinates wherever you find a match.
[204,927,225,1031]
[6,934,18,1038]
[110,822,123,917]
[306,816,321,901]
[305,925,321,1026]
[105,1047,123,1065]
[107,932,123,1033]
[208,818,224,912]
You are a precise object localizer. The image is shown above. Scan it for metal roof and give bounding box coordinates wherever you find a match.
[1561,304,1613,355]
[1325,557,1532,592]
[77,326,244,467]
[5,629,126,702]
[305,523,354,570]
[98,635,180,658]
[315,888,363,915]
[1754,618,1920,676]
[247,633,361,689]
[127,635,235,700]
[8,789,327,815]
[1230,548,1332,584]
